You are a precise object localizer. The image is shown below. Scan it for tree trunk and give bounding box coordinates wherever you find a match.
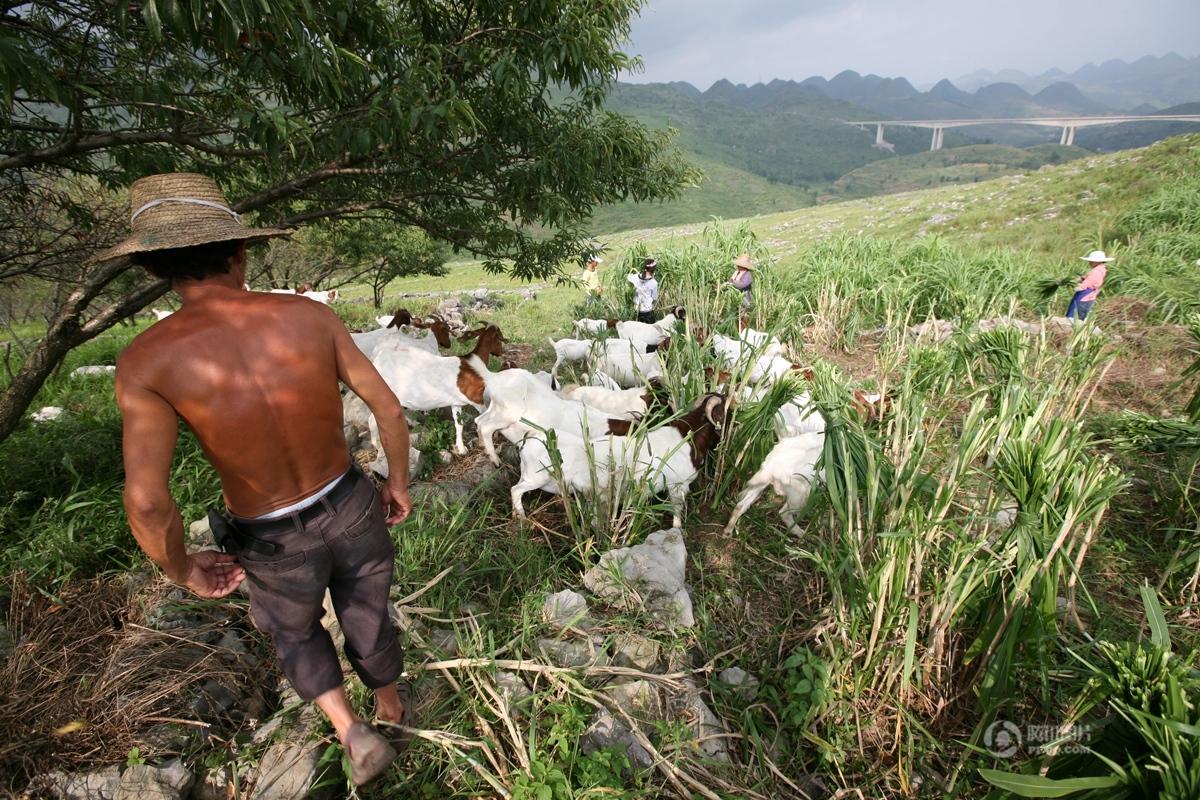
[0,269,168,442]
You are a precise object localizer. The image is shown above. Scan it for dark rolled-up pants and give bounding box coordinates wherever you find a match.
[233,468,403,701]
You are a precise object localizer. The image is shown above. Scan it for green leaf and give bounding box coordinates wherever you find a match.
[1139,582,1170,650]
[977,770,1121,797]
[141,0,163,39]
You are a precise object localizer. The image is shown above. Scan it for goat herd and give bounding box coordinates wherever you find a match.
[341,306,886,535]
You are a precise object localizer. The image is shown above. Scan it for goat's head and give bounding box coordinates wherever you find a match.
[703,366,732,386]
[605,318,618,329]
[692,326,709,345]
[851,389,892,424]
[696,392,729,431]
[467,325,506,360]
[386,308,414,329]
[672,305,686,319]
[297,282,314,294]
[425,318,452,349]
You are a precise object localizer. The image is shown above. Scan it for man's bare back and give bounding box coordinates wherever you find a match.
[119,288,351,516]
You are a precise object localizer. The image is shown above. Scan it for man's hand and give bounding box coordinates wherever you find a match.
[184,551,246,598]
[381,482,412,525]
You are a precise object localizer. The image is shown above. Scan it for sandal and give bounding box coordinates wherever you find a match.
[374,682,416,751]
[344,721,397,786]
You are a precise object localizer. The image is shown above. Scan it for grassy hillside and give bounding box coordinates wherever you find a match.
[828,143,1089,198]
[586,154,813,234]
[5,135,1200,800]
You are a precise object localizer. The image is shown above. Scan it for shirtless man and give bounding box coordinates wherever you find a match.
[101,173,410,785]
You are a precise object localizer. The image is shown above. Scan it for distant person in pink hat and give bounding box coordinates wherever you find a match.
[1066,250,1115,321]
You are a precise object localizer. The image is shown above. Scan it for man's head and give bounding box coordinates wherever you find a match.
[93,172,291,282]
[586,252,603,271]
[734,253,754,273]
[132,239,247,284]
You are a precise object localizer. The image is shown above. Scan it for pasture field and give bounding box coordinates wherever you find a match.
[2,135,1200,798]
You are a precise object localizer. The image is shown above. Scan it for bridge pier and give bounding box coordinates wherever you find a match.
[875,123,885,146]
[930,127,944,151]
[1059,125,1077,146]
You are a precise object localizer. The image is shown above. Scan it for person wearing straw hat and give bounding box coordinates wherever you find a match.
[579,251,604,308]
[729,253,755,328]
[107,173,411,785]
[1066,250,1115,321]
[627,257,659,323]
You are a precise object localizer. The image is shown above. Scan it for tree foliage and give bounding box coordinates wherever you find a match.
[0,0,698,440]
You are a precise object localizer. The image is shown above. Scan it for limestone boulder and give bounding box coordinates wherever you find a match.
[115,760,194,800]
[251,740,326,800]
[542,590,590,631]
[609,633,660,671]
[536,637,609,669]
[581,711,653,769]
[582,529,694,628]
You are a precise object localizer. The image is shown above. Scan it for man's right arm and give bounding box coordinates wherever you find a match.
[328,314,413,524]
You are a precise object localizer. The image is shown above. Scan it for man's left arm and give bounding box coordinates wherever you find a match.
[116,368,244,597]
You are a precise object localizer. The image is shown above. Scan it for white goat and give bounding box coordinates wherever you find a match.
[739,327,785,358]
[352,327,441,361]
[70,365,116,377]
[724,432,825,536]
[548,337,595,382]
[587,371,623,391]
[474,367,621,467]
[590,338,663,388]
[560,384,651,420]
[31,406,64,423]
[573,318,613,337]
[510,394,726,527]
[300,289,339,304]
[614,311,680,350]
[366,325,505,462]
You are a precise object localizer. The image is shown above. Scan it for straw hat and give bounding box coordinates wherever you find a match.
[93,173,292,262]
[1080,249,1115,263]
[733,253,754,271]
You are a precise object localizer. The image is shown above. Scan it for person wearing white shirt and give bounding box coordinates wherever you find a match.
[627,257,658,323]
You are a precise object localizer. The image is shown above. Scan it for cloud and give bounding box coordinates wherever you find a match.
[624,0,1200,88]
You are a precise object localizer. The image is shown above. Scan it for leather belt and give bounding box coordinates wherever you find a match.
[233,467,362,537]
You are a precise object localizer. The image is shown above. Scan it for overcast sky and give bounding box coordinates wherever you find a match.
[624,0,1200,88]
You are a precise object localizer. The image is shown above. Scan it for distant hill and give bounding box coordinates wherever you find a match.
[828,144,1089,199]
[953,53,1200,109]
[586,154,813,234]
[1076,102,1200,151]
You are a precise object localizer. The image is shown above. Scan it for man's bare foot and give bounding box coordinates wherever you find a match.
[374,683,407,724]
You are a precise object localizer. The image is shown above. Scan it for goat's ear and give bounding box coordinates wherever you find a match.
[459,328,481,341]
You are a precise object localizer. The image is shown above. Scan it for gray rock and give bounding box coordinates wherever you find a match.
[438,449,454,464]
[426,626,460,657]
[191,678,238,719]
[542,590,589,631]
[673,681,729,762]
[581,711,653,769]
[368,445,421,480]
[536,637,609,668]
[116,760,195,800]
[137,723,195,754]
[495,670,534,711]
[610,633,660,672]
[582,528,694,628]
[185,518,216,553]
[409,481,473,506]
[718,666,760,701]
[251,741,325,800]
[602,680,663,723]
[251,715,285,745]
[191,768,235,800]
[37,766,121,800]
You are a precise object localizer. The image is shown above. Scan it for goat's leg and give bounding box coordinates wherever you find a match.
[451,405,467,455]
[475,410,502,466]
[723,479,769,535]
[668,484,688,529]
[550,356,563,385]
[780,478,814,537]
